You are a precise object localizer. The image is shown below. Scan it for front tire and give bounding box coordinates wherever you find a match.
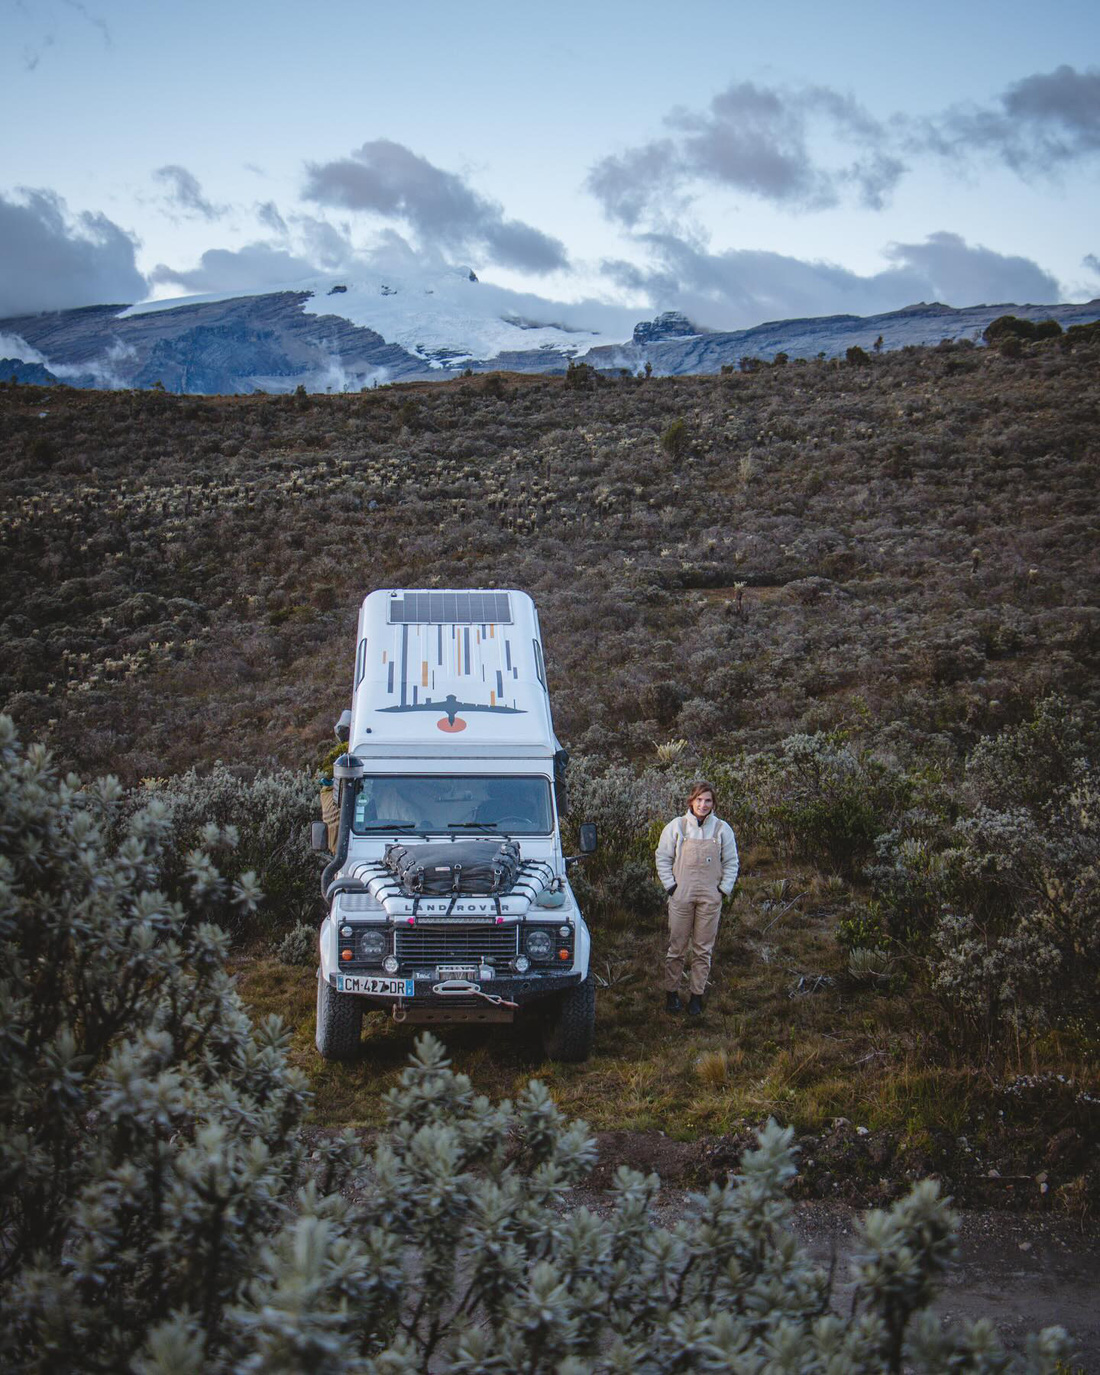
[542,975,596,1062]
[315,969,363,1060]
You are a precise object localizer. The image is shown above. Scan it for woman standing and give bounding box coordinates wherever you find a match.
[655,780,739,1016]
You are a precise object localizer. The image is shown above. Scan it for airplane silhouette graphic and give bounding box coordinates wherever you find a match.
[379,693,524,726]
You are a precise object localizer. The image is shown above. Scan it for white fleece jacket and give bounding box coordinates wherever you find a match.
[654,812,739,895]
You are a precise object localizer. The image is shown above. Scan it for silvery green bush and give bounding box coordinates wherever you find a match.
[867,700,1098,1047]
[0,714,315,1371]
[0,718,1072,1371]
[276,919,317,966]
[130,760,319,933]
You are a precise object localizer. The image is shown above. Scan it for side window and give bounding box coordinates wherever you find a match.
[355,637,368,687]
[533,639,546,689]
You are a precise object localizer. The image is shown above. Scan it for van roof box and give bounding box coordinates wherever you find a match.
[348,588,561,758]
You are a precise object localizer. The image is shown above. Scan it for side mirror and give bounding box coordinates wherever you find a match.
[334,709,352,743]
[311,821,329,852]
[565,822,598,869]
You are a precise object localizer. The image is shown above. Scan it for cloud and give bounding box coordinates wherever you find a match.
[884,232,1060,305]
[600,230,1062,331]
[0,188,146,316]
[589,65,1100,233]
[148,217,434,297]
[921,65,1100,176]
[585,140,683,229]
[61,0,111,47]
[18,0,110,70]
[149,243,321,295]
[154,165,225,220]
[294,215,358,270]
[51,339,136,389]
[0,331,47,364]
[303,139,569,273]
[256,200,288,235]
[588,79,905,226]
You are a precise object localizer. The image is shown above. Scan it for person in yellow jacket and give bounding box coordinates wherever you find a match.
[654,780,739,1016]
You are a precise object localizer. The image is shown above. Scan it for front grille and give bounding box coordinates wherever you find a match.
[395,926,518,965]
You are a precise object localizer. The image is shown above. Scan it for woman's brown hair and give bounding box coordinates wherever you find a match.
[686,779,716,806]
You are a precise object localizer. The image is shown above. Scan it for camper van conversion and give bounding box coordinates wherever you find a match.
[314,588,598,1062]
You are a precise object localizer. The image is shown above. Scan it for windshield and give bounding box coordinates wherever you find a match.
[352,775,553,835]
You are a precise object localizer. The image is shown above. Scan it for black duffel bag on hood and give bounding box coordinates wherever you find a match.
[384,839,522,896]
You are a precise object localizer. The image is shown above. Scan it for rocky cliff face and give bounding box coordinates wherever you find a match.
[0,292,425,394]
[591,300,1100,375]
[632,311,702,345]
[0,358,61,385]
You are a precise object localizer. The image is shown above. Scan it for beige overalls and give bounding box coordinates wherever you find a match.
[664,822,723,996]
[319,785,340,853]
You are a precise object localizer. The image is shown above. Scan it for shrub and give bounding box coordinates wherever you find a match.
[744,733,910,876]
[564,360,595,391]
[131,763,319,932]
[276,920,316,965]
[983,315,1063,346]
[0,717,1075,1371]
[618,857,667,917]
[640,679,683,726]
[848,945,894,983]
[0,716,312,1371]
[659,417,689,458]
[561,757,685,920]
[964,696,1085,813]
[867,701,1099,1051]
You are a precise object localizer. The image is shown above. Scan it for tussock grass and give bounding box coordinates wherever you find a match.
[234,857,1093,1160]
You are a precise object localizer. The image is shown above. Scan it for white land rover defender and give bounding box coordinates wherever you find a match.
[313,588,598,1062]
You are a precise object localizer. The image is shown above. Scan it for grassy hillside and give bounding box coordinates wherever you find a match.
[2,335,1097,1205]
[2,337,1097,779]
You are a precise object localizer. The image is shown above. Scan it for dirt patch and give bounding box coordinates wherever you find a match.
[586,1119,1097,1214]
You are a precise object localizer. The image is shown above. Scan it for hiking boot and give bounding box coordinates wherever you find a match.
[686,994,704,1016]
[665,991,683,1013]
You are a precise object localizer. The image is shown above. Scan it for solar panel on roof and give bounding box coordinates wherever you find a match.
[388,591,513,625]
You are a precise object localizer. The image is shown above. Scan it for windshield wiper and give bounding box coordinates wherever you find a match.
[358,822,419,831]
[447,821,499,829]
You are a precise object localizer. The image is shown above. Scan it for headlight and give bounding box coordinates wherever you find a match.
[335,891,383,916]
[358,928,387,962]
[524,928,554,959]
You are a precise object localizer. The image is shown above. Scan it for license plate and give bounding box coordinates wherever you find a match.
[336,975,414,996]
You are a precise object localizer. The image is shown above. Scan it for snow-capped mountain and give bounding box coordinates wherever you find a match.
[2,266,1098,394]
[121,266,607,372]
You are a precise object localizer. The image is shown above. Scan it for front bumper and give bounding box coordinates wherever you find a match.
[326,968,582,1008]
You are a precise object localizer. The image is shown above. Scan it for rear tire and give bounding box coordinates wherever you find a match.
[315,969,363,1060]
[542,975,596,1062]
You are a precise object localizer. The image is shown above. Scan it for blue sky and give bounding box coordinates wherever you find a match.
[2,0,1098,328]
